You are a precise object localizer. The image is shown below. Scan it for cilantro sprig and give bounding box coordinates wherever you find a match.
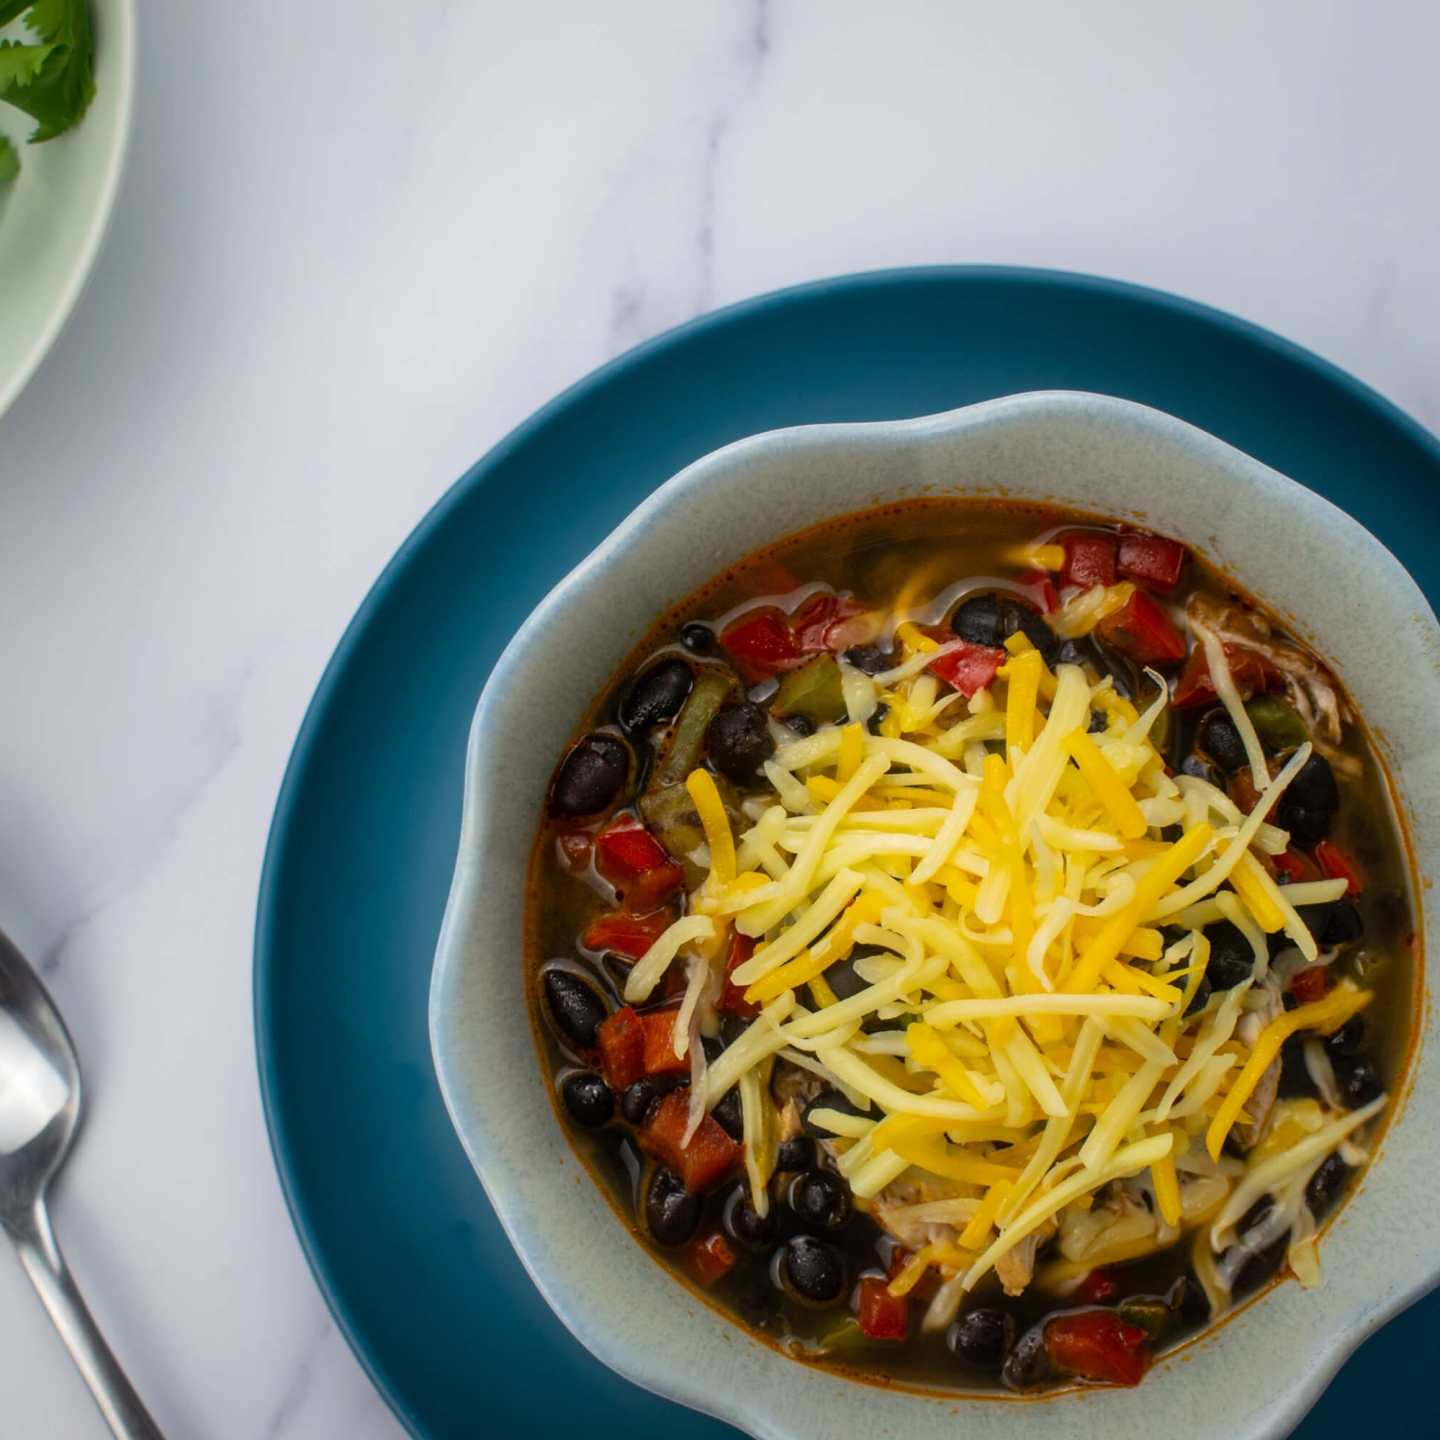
[0,0,95,181]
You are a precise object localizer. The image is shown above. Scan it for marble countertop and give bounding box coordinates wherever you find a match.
[0,1,1435,1435]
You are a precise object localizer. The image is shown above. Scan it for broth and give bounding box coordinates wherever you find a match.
[523,500,1418,1393]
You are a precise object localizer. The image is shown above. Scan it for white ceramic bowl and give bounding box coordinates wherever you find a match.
[430,391,1439,1440]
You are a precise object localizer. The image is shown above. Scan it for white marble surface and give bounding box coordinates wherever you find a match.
[0,1,1435,1435]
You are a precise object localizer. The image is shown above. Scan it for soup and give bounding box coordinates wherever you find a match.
[525,502,1417,1393]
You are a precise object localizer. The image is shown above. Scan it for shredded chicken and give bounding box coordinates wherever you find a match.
[994,1216,1058,1297]
[1186,593,1356,771]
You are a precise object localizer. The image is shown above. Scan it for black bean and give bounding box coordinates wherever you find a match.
[1282,991,1299,1011]
[1204,920,1255,991]
[951,594,1059,667]
[1332,1054,1384,1108]
[1229,1230,1289,1296]
[821,949,874,1001]
[681,622,716,654]
[778,1235,846,1304]
[1183,974,1212,1017]
[620,1074,682,1126]
[1278,1033,1318,1099]
[549,734,630,816]
[712,1085,745,1141]
[619,658,694,733]
[725,1187,777,1249]
[866,703,890,736]
[776,1137,816,1171]
[719,1013,752,1048]
[1327,1016,1366,1057]
[645,1167,704,1246]
[802,1089,872,1137]
[948,1308,1014,1369]
[701,1035,724,1064]
[543,969,608,1048]
[1002,1324,1052,1390]
[844,643,896,676]
[1172,1274,1211,1327]
[1306,1153,1352,1216]
[1180,753,1223,786]
[561,1072,614,1128]
[789,1170,851,1229]
[1197,710,1248,773]
[1284,751,1340,816]
[1294,899,1364,948]
[707,701,775,784]
[785,714,816,737]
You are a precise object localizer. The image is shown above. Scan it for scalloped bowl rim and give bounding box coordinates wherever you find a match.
[430,391,1439,1440]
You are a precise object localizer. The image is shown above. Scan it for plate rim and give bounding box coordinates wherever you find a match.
[253,264,1440,1440]
[0,0,138,421]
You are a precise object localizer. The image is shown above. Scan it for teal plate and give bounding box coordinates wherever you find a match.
[255,267,1440,1439]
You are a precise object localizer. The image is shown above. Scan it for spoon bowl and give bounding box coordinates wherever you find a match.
[0,927,164,1439]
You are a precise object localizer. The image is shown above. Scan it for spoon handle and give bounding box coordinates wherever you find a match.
[8,1198,165,1440]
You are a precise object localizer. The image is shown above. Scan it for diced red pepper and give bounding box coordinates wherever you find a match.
[1075,1268,1120,1306]
[1117,534,1187,593]
[639,1006,691,1076]
[791,592,868,654]
[719,607,803,685]
[1290,967,1333,1005]
[928,639,1006,697]
[1227,770,1262,816]
[1044,1310,1151,1387]
[716,933,759,1018]
[1268,848,1319,884]
[637,1089,743,1194]
[854,1275,909,1340]
[581,910,674,960]
[685,1228,737,1288]
[593,815,686,914]
[1061,534,1118,591]
[1017,568,1060,614]
[1094,591,1187,665]
[596,1006,647,1090]
[1314,840,1364,896]
[1173,643,1284,709]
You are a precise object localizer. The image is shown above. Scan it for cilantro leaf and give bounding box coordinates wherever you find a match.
[0,134,18,182]
[0,0,93,144]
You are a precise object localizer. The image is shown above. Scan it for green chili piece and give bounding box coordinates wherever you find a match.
[773,654,847,725]
[656,669,734,787]
[1245,694,1307,750]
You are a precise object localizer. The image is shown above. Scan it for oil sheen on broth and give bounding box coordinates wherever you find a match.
[525,500,1417,1394]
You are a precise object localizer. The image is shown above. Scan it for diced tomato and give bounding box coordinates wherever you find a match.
[1061,534,1118,591]
[1290,967,1333,1005]
[596,1006,647,1090]
[637,1089,743,1194]
[791,592,868,654]
[1269,848,1319,884]
[928,640,1006,697]
[1094,590,1187,665]
[685,1228,737,1288]
[581,910,674,960]
[638,1006,691,1076]
[1044,1310,1151,1388]
[719,608,803,685]
[854,1275,909,1340]
[1173,643,1284,709]
[593,815,686,913]
[1017,568,1060,614]
[1314,840,1365,896]
[1117,534,1187,593]
[716,933,759,1018]
[1075,1268,1120,1306]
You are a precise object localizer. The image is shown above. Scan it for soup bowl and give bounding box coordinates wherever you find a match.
[429,390,1440,1439]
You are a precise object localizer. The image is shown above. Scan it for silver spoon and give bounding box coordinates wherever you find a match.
[0,927,164,1438]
